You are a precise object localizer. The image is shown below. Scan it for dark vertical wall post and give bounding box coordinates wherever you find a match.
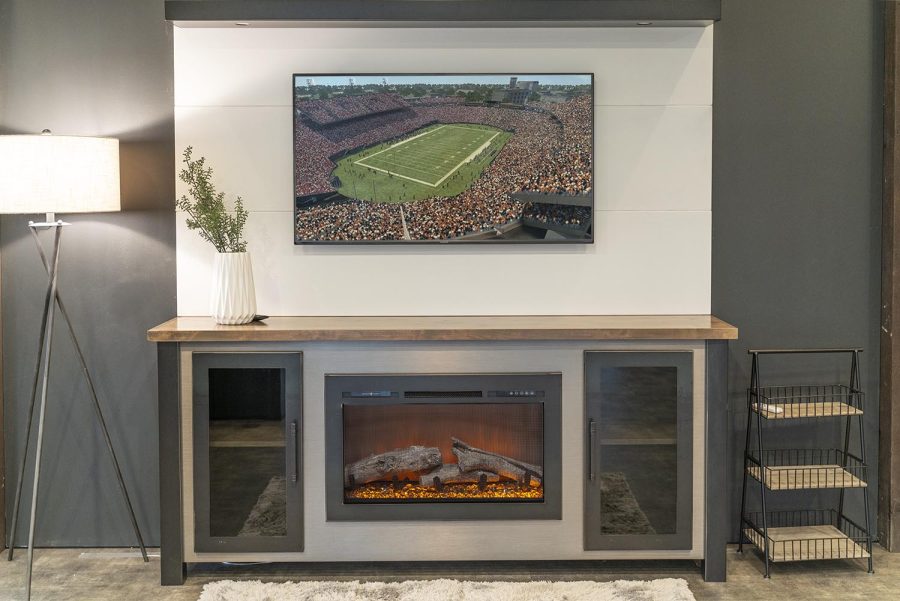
[881,0,900,553]
[157,342,184,585]
[1,0,175,546]
[0,258,4,552]
[713,0,883,541]
[703,340,728,581]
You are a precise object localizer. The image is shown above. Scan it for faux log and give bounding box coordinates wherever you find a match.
[344,445,442,487]
[451,437,543,487]
[419,463,502,487]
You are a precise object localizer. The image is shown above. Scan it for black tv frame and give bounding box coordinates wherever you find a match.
[292,72,594,245]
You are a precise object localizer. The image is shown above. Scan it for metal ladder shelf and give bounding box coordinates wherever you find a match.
[738,348,874,577]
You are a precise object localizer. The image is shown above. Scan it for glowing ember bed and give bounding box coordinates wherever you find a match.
[346,481,544,501]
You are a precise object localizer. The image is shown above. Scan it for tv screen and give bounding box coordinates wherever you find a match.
[293,73,593,244]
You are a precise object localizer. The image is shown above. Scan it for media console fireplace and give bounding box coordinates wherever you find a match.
[325,374,562,520]
[148,315,737,586]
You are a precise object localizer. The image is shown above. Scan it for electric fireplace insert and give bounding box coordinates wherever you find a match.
[325,373,562,520]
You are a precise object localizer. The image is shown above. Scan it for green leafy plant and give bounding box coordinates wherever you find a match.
[176,147,249,253]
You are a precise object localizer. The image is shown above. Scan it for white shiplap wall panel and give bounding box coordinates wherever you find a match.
[174,27,712,107]
[595,106,712,212]
[177,209,711,316]
[175,106,294,211]
[174,26,713,316]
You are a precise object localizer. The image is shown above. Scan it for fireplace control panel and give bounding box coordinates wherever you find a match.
[343,390,397,398]
[490,390,544,398]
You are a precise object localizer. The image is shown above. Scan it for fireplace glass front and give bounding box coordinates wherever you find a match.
[343,402,544,503]
[326,373,562,521]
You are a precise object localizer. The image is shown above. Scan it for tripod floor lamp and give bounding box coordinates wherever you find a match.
[0,132,148,600]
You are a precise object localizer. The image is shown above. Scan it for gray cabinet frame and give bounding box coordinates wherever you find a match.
[192,352,304,553]
[583,351,694,551]
[154,341,728,585]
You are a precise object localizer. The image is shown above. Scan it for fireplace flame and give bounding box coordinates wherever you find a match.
[346,481,544,501]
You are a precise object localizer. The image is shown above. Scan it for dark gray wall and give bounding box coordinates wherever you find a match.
[0,0,175,546]
[713,1,884,539]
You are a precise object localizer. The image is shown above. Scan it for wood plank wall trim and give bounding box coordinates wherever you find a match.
[881,0,900,554]
[164,0,721,25]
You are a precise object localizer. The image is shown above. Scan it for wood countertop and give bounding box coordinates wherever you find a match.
[147,315,738,342]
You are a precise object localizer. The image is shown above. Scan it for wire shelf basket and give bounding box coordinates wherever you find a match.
[743,509,870,563]
[747,449,868,490]
[749,384,863,420]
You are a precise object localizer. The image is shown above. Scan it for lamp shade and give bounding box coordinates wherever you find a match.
[0,134,120,214]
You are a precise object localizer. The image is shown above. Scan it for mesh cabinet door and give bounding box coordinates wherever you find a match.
[193,352,303,553]
[584,351,693,551]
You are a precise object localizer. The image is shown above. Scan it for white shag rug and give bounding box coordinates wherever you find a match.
[198,578,695,601]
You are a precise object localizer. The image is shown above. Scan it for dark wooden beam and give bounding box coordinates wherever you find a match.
[165,0,721,26]
[0,243,5,552]
[881,0,900,553]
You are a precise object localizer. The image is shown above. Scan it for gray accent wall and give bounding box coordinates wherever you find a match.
[0,0,175,546]
[712,0,884,540]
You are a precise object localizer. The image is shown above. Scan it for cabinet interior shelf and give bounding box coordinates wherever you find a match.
[599,423,675,446]
[600,438,676,446]
[210,419,285,448]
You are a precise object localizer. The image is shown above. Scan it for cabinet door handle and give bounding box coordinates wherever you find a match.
[290,420,298,485]
[588,418,597,481]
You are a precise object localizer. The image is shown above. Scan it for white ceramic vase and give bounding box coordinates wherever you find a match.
[210,252,257,325]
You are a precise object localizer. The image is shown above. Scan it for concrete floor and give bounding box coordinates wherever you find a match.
[0,545,895,601]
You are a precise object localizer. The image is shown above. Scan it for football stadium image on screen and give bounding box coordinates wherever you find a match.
[293,73,593,243]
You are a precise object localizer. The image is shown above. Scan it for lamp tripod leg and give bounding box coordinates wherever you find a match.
[24,225,62,601]
[25,226,149,562]
[6,234,57,561]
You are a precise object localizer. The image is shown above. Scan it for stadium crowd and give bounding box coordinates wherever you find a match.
[294,199,404,241]
[521,96,593,195]
[522,203,592,229]
[295,92,410,125]
[293,92,593,240]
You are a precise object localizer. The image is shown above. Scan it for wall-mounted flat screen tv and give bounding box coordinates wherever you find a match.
[293,73,593,244]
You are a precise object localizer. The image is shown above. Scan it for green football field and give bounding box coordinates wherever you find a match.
[331,123,511,203]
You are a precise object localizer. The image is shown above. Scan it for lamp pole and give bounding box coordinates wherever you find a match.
[23,222,62,600]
